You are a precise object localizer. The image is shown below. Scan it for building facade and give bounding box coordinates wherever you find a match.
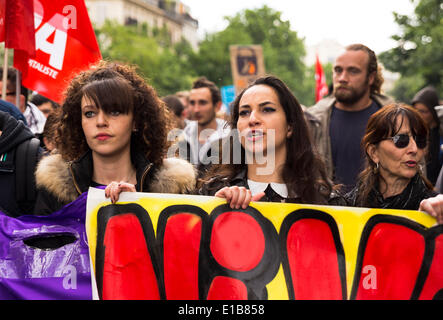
[85,0,199,49]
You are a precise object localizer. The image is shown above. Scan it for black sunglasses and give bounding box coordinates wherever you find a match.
[385,134,427,149]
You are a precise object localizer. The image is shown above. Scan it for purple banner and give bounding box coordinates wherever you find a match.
[0,192,92,300]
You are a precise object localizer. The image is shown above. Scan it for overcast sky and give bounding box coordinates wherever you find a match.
[183,0,416,54]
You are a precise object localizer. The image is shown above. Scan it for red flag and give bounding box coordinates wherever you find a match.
[0,0,36,57]
[0,0,5,42]
[315,54,328,102]
[13,0,102,103]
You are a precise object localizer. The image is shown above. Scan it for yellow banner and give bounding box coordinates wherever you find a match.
[85,188,443,300]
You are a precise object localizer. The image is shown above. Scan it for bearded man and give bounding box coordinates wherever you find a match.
[307,44,393,191]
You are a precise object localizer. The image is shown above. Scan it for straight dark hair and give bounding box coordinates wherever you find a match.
[200,75,332,204]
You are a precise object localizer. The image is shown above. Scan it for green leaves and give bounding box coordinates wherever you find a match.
[379,0,443,101]
[95,21,195,96]
[93,6,319,105]
[192,6,312,104]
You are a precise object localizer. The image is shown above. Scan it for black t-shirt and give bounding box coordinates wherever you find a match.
[329,101,379,191]
[91,181,139,191]
[426,126,443,185]
[91,181,105,188]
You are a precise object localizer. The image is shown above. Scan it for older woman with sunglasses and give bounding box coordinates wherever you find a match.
[336,103,438,211]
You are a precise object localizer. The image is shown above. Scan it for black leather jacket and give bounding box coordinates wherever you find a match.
[199,168,303,203]
[334,174,437,210]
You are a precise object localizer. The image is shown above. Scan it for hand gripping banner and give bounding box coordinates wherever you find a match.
[85,188,443,300]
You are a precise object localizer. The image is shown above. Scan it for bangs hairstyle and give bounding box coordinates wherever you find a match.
[362,103,428,158]
[57,61,173,164]
[356,103,431,207]
[81,76,135,115]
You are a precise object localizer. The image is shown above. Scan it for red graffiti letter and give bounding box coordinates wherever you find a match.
[163,213,202,299]
[102,213,160,300]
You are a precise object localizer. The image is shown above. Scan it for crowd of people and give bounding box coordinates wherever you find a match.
[0,43,443,225]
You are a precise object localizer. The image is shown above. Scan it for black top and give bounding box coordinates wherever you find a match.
[335,174,437,210]
[199,168,303,203]
[329,101,380,192]
[0,111,38,216]
[426,126,442,185]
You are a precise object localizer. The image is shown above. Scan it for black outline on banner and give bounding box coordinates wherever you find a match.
[410,224,443,300]
[95,203,163,300]
[94,203,443,300]
[156,205,209,300]
[279,209,347,300]
[199,204,280,300]
[350,214,443,300]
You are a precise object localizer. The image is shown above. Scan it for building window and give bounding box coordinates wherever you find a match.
[125,17,138,26]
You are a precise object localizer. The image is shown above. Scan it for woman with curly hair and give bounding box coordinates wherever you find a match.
[33,61,196,214]
[198,75,332,208]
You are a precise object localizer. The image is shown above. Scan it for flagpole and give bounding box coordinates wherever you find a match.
[16,68,21,108]
[2,47,7,101]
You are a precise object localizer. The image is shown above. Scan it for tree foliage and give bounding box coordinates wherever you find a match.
[379,0,443,101]
[192,6,312,104]
[94,6,320,104]
[95,21,195,97]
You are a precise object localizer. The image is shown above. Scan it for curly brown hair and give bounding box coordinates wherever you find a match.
[56,60,173,165]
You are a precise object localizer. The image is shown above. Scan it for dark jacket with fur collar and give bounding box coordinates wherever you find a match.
[34,150,196,215]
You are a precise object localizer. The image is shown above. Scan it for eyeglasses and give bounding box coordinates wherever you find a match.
[385,134,427,149]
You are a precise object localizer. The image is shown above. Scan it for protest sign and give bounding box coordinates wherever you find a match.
[230,45,265,95]
[85,188,443,300]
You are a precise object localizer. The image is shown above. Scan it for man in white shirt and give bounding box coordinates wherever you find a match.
[177,77,231,177]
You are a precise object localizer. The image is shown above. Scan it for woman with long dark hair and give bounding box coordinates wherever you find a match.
[198,75,332,208]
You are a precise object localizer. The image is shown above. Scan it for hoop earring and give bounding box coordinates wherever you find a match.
[373,162,379,174]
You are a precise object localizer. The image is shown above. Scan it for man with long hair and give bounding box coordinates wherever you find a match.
[307,44,393,192]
